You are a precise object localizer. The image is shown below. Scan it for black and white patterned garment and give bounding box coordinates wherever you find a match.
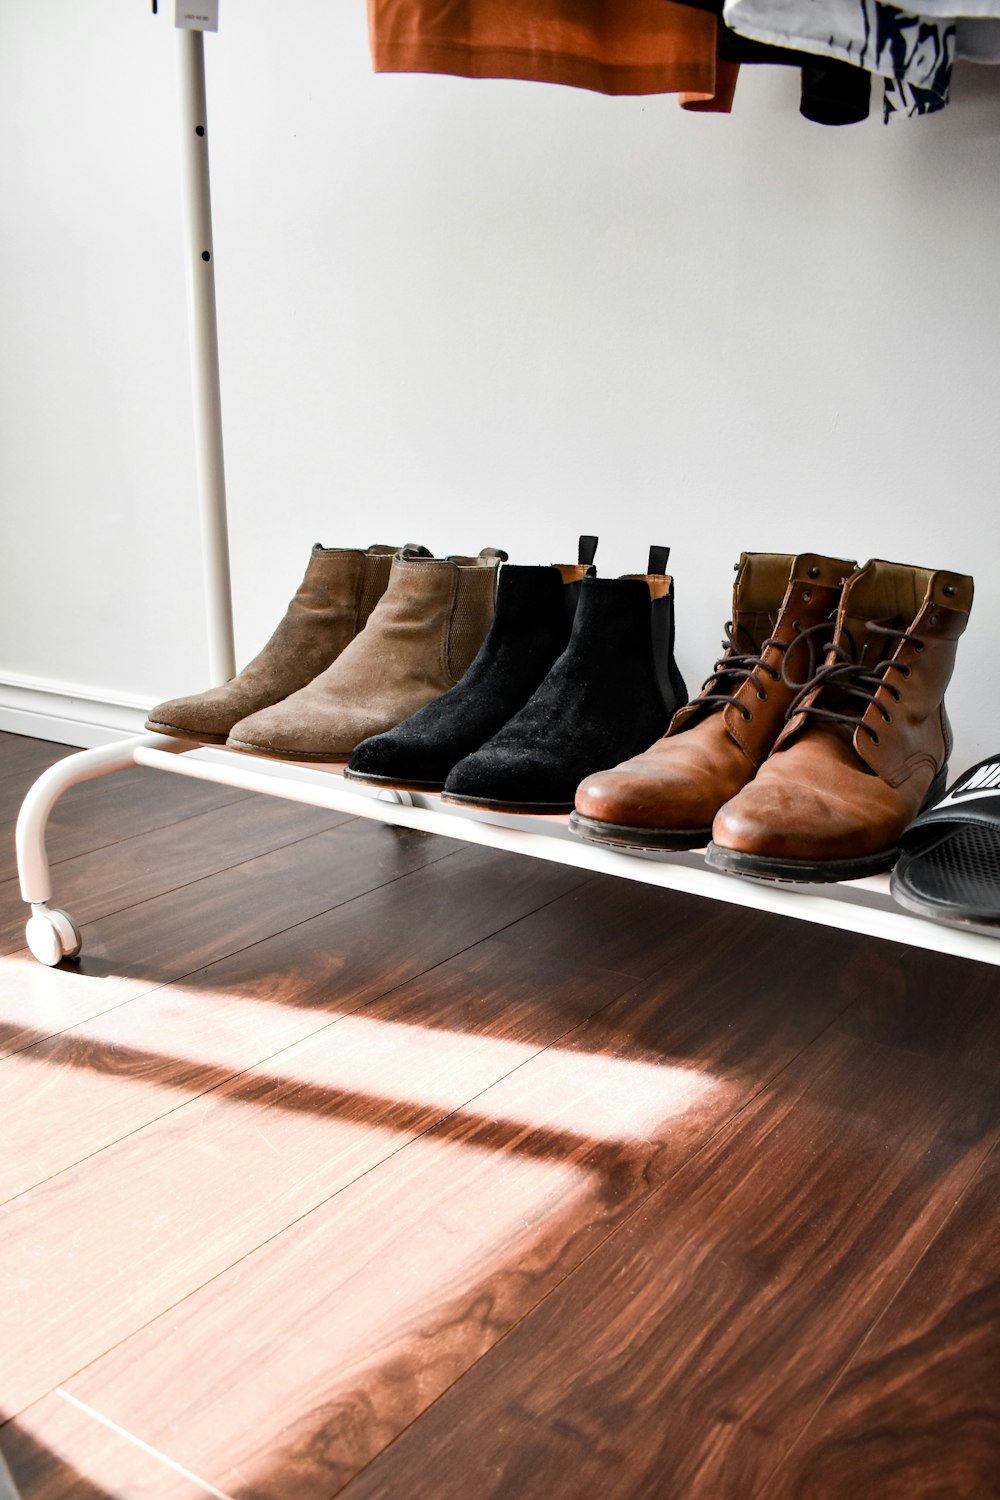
[723,0,1000,117]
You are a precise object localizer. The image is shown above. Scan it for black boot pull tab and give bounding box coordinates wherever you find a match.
[577,535,599,568]
[648,545,671,575]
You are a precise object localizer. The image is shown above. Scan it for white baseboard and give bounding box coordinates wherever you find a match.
[0,671,156,749]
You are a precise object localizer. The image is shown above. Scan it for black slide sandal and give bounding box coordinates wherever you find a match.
[891,755,1000,932]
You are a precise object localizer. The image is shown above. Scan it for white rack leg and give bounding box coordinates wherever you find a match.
[15,733,192,965]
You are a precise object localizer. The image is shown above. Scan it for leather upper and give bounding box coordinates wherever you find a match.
[712,560,974,861]
[574,552,855,832]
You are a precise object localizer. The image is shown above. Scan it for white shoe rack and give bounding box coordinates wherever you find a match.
[14,16,1000,971]
[16,733,1000,968]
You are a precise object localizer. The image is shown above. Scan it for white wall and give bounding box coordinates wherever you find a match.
[1,1,998,765]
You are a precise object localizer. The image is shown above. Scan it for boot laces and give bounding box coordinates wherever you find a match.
[688,621,790,723]
[782,618,925,744]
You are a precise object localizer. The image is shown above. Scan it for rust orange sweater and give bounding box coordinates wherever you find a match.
[368,0,726,100]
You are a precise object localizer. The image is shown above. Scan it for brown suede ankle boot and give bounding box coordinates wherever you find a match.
[226,546,506,760]
[707,558,974,882]
[570,552,856,850]
[145,543,420,744]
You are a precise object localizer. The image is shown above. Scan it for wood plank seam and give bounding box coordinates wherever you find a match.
[326,1000,865,1497]
[2,816,464,976]
[2,783,258,877]
[54,1389,233,1499]
[0,827,465,1068]
[0,961,637,1208]
[0,811,360,934]
[749,1133,1000,1499]
[0,954,639,1419]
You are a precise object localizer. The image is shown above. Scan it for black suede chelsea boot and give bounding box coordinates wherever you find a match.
[344,536,599,792]
[441,547,687,814]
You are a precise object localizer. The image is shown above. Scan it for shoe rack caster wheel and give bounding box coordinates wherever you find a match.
[377,789,414,807]
[26,907,82,967]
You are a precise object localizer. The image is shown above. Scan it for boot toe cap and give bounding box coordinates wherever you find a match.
[146,689,238,741]
[712,774,898,862]
[348,728,450,783]
[574,769,642,823]
[229,696,428,759]
[574,765,714,832]
[347,730,404,775]
[445,748,576,808]
[227,700,344,758]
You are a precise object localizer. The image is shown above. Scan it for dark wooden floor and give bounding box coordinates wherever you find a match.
[0,729,997,1499]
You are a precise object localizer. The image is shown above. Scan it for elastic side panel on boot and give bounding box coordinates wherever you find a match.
[552,563,595,633]
[650,586,688,714]
[356,553,395,630]
[448,567,498,682]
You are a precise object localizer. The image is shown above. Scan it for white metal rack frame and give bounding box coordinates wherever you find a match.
[16,735,1000,967]
[13,16,1000,970]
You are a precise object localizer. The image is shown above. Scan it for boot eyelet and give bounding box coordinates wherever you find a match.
[802,590,812,603]
[870,732,880,744]
[742,709,754,722]
[807,565,821,578]
[882,711,892,724]
[914,641,925,652]
[757,690,768,701]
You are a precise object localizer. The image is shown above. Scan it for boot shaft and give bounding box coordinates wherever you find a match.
[343,538,600,790]
[225,544,506,758]
[554,546,686,720]
[346,545,505,690]
[552,532,599,629]
[257,541,422,664]
[779,558,974,784]
[355,543,417,630]
[144,540,426,743]
[669,551,855,766]
[399,533,599,676]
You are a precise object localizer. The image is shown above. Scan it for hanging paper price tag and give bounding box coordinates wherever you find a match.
[175,0,219,30]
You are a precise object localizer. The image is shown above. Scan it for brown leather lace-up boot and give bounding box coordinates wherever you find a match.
[570,552,855,850]
[145,542,417,744]
[707,558,974,882]
[227,546,506,760]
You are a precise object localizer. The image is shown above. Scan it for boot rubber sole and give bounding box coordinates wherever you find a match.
[568,812,711,853]
[144,721,229,746]
[441,791,574,815]
[224,738,350,762]
[704,843,900,884]
[343,767,447,793]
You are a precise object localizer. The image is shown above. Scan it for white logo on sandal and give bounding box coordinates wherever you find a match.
[936,764,1000,807]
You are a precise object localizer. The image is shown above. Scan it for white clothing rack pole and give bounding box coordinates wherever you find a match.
[13,12,1000,971]
[177,23,236,685]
